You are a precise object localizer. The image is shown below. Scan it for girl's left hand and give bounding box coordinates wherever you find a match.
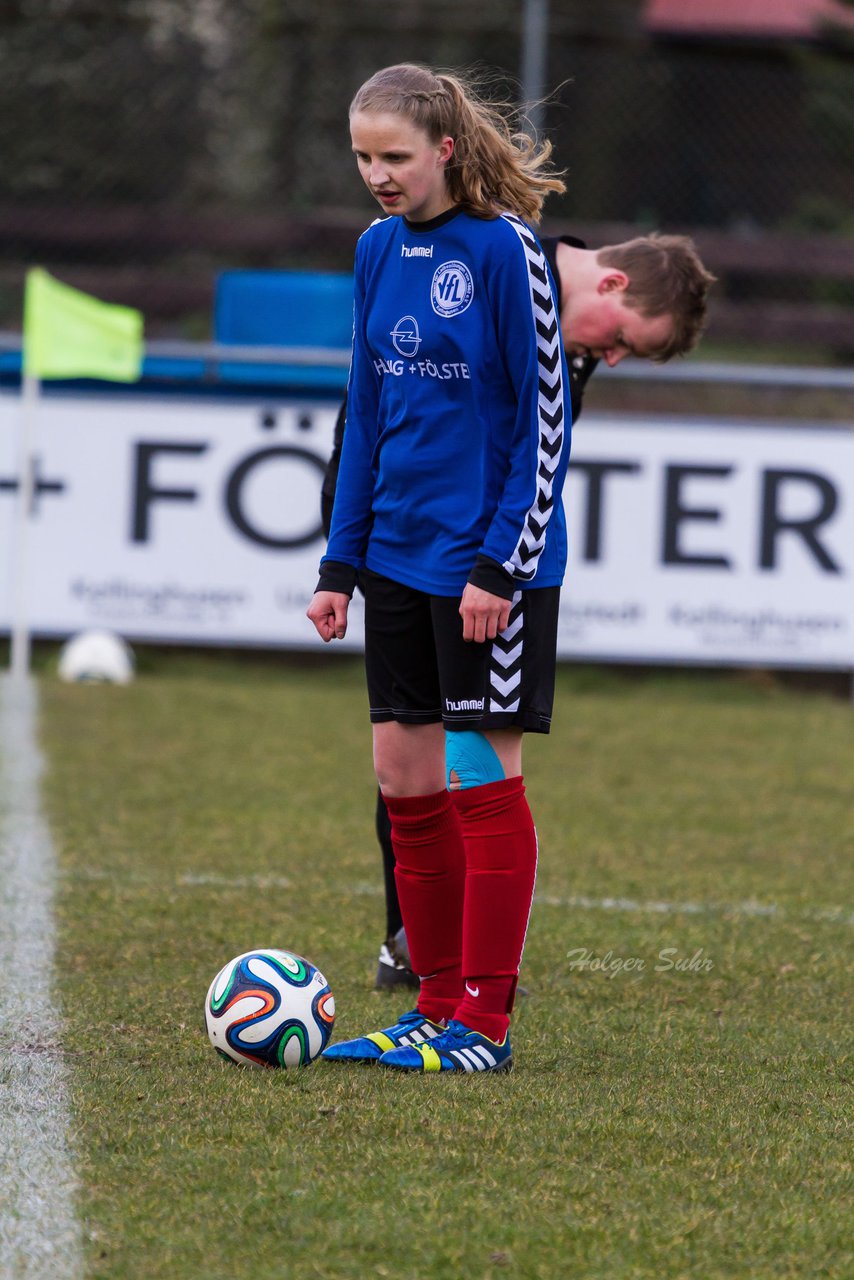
[459,583,512,643]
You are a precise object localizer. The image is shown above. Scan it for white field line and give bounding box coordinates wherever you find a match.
[0,675,83,1280]
[61,866,853,927]
[535,891,854,927]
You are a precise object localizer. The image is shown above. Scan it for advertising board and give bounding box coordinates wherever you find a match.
[1,389,851,669]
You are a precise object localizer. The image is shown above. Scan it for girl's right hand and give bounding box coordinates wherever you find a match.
[307,591,350,642]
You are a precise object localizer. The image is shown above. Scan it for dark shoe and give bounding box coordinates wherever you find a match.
[375,926,420,990]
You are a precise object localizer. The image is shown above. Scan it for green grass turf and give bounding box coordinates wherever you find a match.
[37,654,853,1280]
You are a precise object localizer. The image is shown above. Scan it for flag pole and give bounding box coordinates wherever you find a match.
[9,372,39,680]
[8,270,144,677]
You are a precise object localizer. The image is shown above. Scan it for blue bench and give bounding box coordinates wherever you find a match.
[213,268,354,393]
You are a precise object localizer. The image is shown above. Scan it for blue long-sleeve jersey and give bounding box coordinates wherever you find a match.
[321,207,572,598]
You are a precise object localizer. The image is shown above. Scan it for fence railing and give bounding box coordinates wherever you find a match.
[3,331,854,398]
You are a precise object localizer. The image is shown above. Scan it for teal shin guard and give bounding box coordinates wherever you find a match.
[445,730,506,791]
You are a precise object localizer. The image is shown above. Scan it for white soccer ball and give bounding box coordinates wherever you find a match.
[57,629,135,685]
[205,949,335,1068]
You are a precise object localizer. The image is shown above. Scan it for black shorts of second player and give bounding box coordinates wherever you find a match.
[362,568,560,734]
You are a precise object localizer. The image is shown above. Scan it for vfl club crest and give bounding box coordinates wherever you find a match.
[430,261,474,317]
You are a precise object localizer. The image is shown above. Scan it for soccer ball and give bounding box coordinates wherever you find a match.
[57,629,135,684]
[205,949,335,1068]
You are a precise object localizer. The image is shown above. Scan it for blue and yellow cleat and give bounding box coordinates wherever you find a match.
[378,1019,512,1073]
[321,1008,445,1064]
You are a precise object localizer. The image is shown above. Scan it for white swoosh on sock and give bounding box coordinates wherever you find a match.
[465,983,480,998]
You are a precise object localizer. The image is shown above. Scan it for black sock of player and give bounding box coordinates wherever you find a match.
[376,787,403,940]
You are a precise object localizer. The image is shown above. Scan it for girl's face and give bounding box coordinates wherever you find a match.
[350,110,454,223]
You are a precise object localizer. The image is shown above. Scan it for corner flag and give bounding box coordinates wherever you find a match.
[23,268,144,382]
[9,271,144,679]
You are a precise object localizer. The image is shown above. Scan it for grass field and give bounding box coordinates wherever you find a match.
[31,653,854,1279]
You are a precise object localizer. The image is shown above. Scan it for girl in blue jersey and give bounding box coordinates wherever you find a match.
[308,63,571,1073]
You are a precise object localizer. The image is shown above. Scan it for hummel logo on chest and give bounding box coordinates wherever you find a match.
[401,244,433,258]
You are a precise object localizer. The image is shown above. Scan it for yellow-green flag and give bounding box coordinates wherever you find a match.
[23,268,144,382]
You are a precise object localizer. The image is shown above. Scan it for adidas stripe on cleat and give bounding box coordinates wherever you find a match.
[321,1008,445,1064]
[377,1019,512,1073]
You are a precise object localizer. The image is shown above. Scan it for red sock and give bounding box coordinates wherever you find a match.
[384,789,465,1024]
[451,777,538,1041]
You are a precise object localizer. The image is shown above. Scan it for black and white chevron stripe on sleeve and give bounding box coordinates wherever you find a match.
[500,213,567,582]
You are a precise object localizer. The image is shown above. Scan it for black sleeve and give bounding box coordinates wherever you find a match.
[467,554,518,600]
[314,559,358,597]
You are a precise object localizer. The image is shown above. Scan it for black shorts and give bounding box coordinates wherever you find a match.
[362,569,560,734]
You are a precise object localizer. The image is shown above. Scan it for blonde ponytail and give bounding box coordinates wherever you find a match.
[350,64,565,224]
